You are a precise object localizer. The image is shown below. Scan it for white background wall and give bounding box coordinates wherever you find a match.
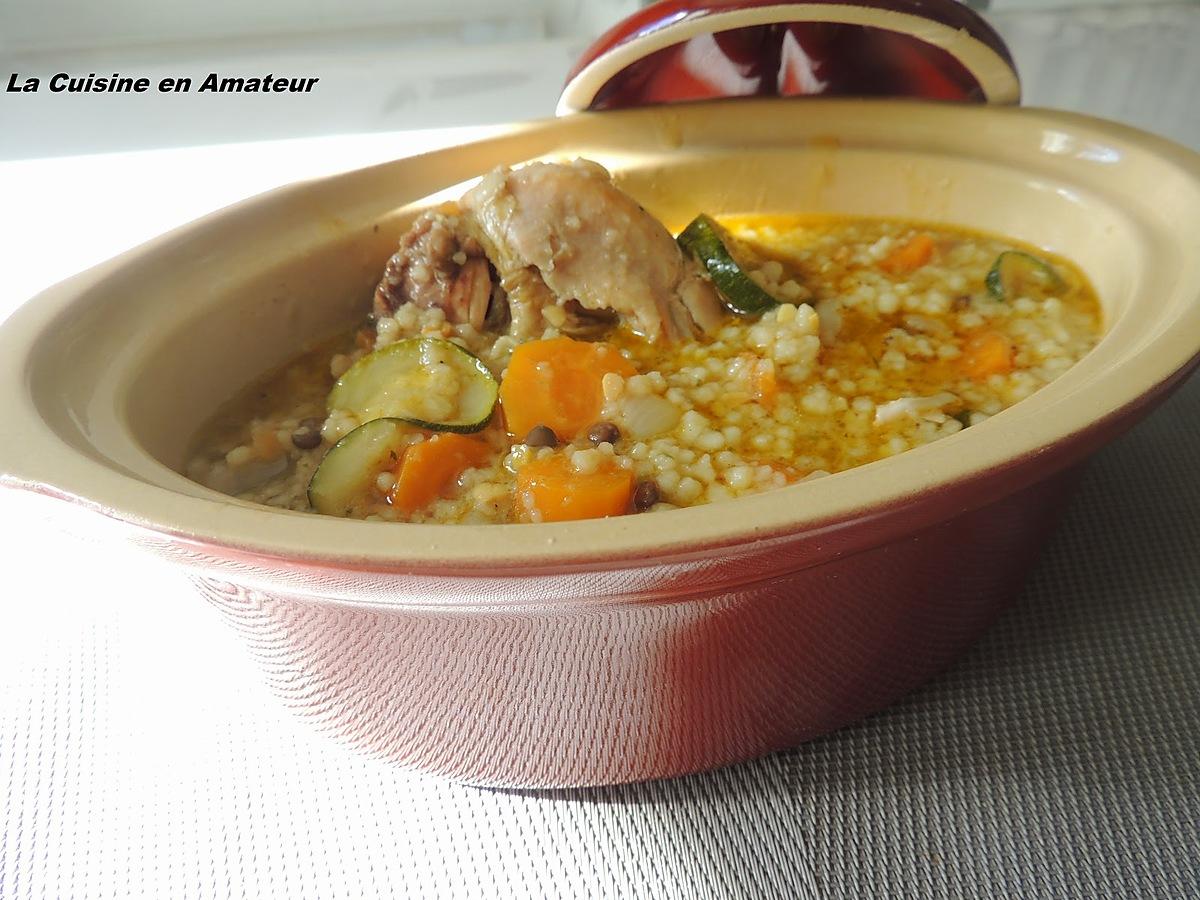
[0,0,641,158]
[0,0,638,53]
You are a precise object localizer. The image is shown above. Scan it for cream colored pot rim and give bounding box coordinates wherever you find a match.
[2,101,1199,573]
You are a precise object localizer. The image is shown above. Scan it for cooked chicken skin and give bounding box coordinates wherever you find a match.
[374,159,725,343]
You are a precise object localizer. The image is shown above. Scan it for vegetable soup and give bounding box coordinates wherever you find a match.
[187,159,1102,523]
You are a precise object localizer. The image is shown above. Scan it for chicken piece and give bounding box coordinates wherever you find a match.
[374,205,493,331]
[461,159,723,342]
[373,161,726,343]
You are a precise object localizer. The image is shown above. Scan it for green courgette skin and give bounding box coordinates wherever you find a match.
[327,337,498,434]
[677,214,780,316]
[985,250,1064,302]
[307,417,412,516]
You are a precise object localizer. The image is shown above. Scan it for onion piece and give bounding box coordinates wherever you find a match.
[873,392,958,426]
[619,394,681,440]
[206,455,290,495]
[815,298,842,346]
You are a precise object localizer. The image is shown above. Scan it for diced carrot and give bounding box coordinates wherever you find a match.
[750,359,778,408]
[499,337,636,442]
[389,433,491,513]
[880,234,935,275]
[515,454,634,523]
[251,425,284,461]
[961,330,1015,380]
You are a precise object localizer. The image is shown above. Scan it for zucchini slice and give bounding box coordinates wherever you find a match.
[677,214,781,316]
[307,417,411,516]
[328,337,498,433]
[985,250,1064,301]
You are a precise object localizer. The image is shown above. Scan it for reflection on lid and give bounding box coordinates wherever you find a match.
[779,28,828,95]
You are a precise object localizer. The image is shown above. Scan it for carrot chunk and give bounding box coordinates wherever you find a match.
[961,330,1015,380]
[250,425,285,461]
[750,359,778,408]
[516,454,634,523]
[389,433,491,513]
[499,337,636,442]
[880,234,935,275]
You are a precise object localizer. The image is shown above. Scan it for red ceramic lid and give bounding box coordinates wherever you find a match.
[558,0,1020,114]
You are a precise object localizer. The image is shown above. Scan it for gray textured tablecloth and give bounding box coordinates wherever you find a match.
[3,5,1199,898]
